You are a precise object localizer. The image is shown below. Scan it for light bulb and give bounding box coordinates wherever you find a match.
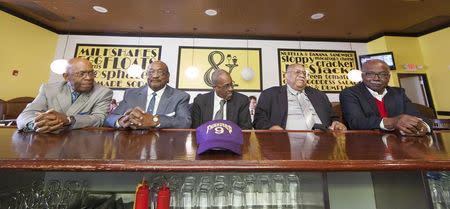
[347,69,362,83]
[185,66,199,80]
[127,64,143,78]
[241,67,254,81]
[50,59,69,74]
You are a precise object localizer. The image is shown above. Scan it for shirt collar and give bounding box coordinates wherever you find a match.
[366,86,388,100]
[147,85,167,97]
[67,82,79,94]
[287,84,304,96]
[214,91,226,102]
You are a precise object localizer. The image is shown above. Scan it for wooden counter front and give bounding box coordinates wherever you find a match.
[0,127,449,171]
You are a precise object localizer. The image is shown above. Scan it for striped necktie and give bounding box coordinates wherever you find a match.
[214,100,226,120]
[146,92,157,114]
[71,91,80,103]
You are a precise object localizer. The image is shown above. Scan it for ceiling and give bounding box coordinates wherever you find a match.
[1,0,450,42]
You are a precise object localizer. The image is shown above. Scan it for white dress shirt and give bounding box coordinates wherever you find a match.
[145,85,167,115]
[365,87,391,130]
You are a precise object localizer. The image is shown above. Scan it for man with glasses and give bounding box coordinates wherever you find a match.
[254,63,346,131]
[17,58,113,133]
[105,61,191,129]
[191,69,252,129]
[340,59,431,136]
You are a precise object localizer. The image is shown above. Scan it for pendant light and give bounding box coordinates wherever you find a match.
[241,28,254,81]
[127,26,144,78]
[50,17,74,74]
[347,42,362,83]
[185,27,199,80]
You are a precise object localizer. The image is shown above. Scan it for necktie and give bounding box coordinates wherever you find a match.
[146,92,157,114]
[214,100,226,120]
[298,93,314,130]
[71,92,80,103]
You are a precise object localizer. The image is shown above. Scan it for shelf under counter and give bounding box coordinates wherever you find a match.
[1,127,450,172]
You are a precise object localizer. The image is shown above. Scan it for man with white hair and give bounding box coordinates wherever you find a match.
[254,63,346,131]
[17,57,113,133]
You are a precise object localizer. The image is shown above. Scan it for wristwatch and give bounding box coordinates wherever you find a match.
[152,115,159,123]
[66,116,76,126]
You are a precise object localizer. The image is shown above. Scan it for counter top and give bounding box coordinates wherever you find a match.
[1,127,449,171]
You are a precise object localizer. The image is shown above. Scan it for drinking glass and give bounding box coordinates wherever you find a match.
[286,174,301,209]
[231,181,245,209]
[197,183,212,209]
[257,175,271,209]
[212,182,229,209]
[244,175,257,209]
[180,183,195,209]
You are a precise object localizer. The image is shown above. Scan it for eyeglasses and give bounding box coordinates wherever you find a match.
[72,71,95,78]
[363,72,390,79]
[147,70,167,77]
[287,70,307,77]
[216,82,236,90]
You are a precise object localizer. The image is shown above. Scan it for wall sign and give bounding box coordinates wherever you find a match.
[75,44,161,89]
[278,49,358,92]
[177,47,262,91]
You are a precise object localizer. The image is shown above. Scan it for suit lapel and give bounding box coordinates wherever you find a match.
[156,86,172,114]
[359,83,379,116]
[137,86,148,110]
[67,90,92,115]
[57,82,73,113]
[206,91,215,121]
[383,87,396,117]
[226,94,235,121]
[279,86,288,127]
[305,87,324,123]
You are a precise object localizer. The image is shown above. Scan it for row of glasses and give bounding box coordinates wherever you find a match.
[152,173,302,209]
[2,179,87,209]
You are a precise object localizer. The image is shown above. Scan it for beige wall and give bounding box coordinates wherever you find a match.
[367,27,450,118]
[0,11,58,100]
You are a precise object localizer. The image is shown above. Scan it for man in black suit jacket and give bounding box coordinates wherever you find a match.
[191,69,252,129]
[340,59,431,136]
[254,64,346,131]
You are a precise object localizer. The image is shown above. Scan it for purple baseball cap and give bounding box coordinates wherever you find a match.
[196,120,243,155]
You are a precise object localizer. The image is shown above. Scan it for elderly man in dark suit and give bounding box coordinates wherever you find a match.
[254,64,346,131]
[105,61,191,129]
[340,59,431,136]
[191,69,252,129]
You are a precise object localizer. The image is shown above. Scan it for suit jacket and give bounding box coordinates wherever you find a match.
[253,85,338,130]
[191,91,252,129]
[17,81,113,130]
[105,85,191,128]
[339,82,432,130]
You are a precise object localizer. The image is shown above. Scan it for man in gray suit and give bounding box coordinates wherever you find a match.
[105,61,191,129]
[17,58,113,133]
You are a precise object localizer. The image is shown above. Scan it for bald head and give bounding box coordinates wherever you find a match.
[361,59,390,72]
[63,57,95,93]
[67,57,93,74]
